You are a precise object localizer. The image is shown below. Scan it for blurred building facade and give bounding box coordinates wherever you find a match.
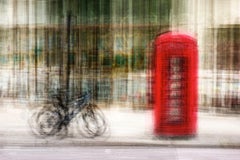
[171,0,240,113]
[0,0,170,109]
[0,0,240,113]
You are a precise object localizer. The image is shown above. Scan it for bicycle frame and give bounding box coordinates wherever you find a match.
[53,91,91,126]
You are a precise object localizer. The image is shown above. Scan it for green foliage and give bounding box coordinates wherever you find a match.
[114,54,128,68]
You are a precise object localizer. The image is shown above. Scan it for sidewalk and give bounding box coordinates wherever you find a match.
[0,100,240,148]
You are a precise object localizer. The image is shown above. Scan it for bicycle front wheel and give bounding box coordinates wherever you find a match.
[76,104,107,138]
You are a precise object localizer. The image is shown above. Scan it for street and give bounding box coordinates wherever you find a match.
[0,103,240,148]
[0,146,239,160]
[0,102,240,160]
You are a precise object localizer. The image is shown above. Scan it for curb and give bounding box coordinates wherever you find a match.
[1,135,240,149]
[3,141,240,149]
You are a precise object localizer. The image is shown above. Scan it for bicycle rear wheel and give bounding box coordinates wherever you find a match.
[28,109,41,136]
[36,109,61,137]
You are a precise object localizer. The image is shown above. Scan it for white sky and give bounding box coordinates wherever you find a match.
[0,0,46,26]
[1,0,240,26]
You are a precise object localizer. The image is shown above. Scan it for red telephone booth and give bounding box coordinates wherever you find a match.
[153,32,198,137]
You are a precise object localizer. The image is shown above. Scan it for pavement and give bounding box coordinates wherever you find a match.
[0,99,240,148]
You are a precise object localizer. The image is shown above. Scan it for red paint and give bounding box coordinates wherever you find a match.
[153,32,198,137]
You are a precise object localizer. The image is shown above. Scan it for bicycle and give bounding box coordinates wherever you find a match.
[28,90,108,138]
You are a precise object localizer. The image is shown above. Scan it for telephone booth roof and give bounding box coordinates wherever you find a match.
[155,31,197,46]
